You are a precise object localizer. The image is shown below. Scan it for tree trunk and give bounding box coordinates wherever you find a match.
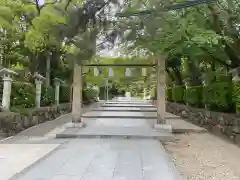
[172,67,183,85]
[166,68,174,82]
[72,63,82,123]
[45,55,51,87]
[186,59,202,85]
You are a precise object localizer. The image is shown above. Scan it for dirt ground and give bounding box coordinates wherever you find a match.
[164,133,240,180]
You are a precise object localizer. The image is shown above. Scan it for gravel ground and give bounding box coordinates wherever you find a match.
[164,133,240,180]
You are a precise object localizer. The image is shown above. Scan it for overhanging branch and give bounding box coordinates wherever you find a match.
[116,0,216,17]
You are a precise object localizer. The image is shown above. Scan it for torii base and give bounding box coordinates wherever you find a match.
[153,124,172,133]
[65,122,85,128]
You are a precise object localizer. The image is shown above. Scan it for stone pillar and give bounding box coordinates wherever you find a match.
[154,57,171,131]
[184,80,190,106]
[106,78,109,101]
[202,79,208,109]
[0,68,17,111]
[70,63,84,127]
[156,57,165,124]
[143,88,146,100]
[34,73,45,108]
[45,52,52,87]
[54,78,63,106]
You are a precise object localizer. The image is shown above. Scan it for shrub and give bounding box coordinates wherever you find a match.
[83,87,98,102]
[172,84,185,103]
[41,85,54,106]
[10,81,35,110]
[165,86,172,101]
[59,85,70,103]
[233,81,240,113]
[185,86,202,107]
[203,82,232,112]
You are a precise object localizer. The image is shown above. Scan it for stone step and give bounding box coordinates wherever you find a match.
[81,115,157,119]
[104,102,151,104]
[100,105,154,108]
[92,109,157,112]
[56,126,173,141]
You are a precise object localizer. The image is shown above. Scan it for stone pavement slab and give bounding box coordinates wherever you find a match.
[94,106,157,112]
[0,144,59,180]
[56,126,173,141]
[91,117,150,127]
[58,102,172,141]
[101,104,154,108]
[10,139,182,180]
[0,136,68,144]
[104,102,152,105]
[82,110,156,119]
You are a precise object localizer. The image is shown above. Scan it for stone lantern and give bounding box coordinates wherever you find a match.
[33,73,45,108]
[53,78,64,105]
[0,68,18,111]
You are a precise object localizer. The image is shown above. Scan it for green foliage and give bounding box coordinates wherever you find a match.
[24,4,66,52]
[165,86,172,101]
[41,85,54,106]
[203,82,233,112]
[83,87,99,102]
[59,85,71,103]
[10,81,35,110]
[233,81,240,113]
[185,86,202,107]
[172,84,185,103]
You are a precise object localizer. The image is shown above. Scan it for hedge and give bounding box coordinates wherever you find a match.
[6,80,100,112]
[233,81,240,113]
[83,87,98,102]
[165,73,240,113]
[203,82,232,112]
[169,81,232,112]
[59,85,70,103]
[172,84,185,103]
[10,81,35,110]
[165,86,172,101]
[185,86,202,107]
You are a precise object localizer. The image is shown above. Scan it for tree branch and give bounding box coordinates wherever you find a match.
[40,0,58,10]
[64,0,73,11]
[199,46,232,68]
[34,0,41,14]
[207,4,240,67]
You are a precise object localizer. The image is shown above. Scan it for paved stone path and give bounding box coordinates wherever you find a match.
[10,139,181,180]
[0,144,59,180]
[6,98,182,180]
[58,103,172,140]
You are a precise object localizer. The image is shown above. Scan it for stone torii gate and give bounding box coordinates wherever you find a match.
[70,58,166,127]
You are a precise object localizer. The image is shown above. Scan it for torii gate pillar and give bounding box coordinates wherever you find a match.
[156,57,166,124]
[68,63,84,128]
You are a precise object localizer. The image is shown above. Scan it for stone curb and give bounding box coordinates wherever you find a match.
[100,105,154,108]
[92,109,157,112]
[56,133,174,142]
[171,127,208,134]
[0,136,14,143]
[81,115,157,119]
